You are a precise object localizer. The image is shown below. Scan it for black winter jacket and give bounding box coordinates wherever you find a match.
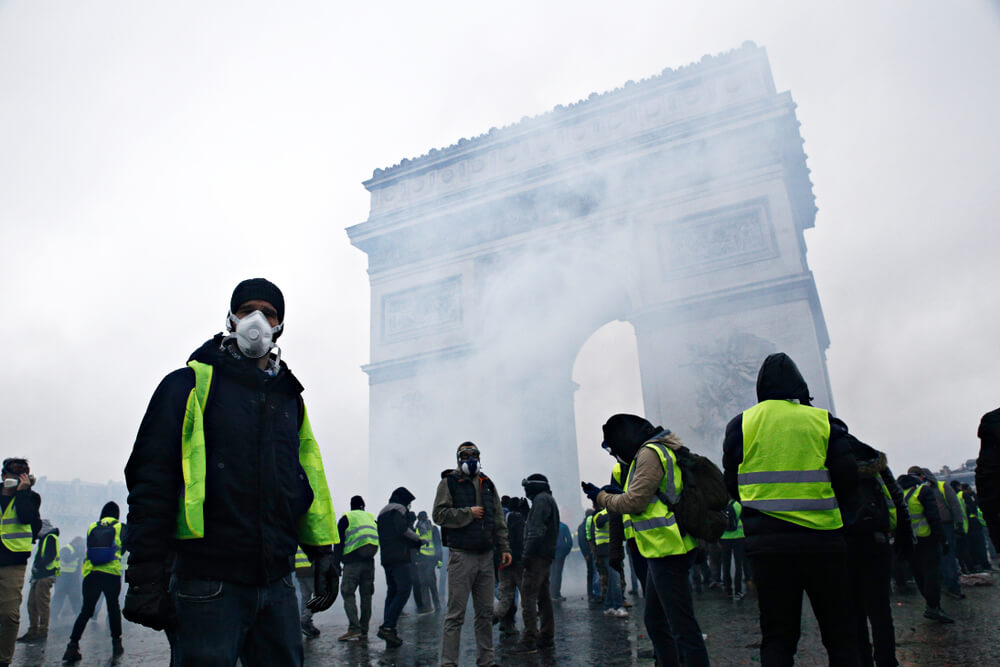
[898,474,944,543]
[124,336,327,585]
[977,407,1000,550]
[377,488,420,566]
[523,488,560,560]
[722,354,858,556]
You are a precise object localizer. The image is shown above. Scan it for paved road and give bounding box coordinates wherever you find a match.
[11,568,999,665]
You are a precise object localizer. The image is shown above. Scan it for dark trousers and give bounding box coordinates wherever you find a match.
[169,573,301,666]
[720,538,746,595]
[549,554,567,598]
[644,551,709,667]
[967,523,991,570]
[382,562,412,629]
[910,538,942,609]
[416,558,440,611]
[51,573,82,619]
[584,556,596,599]
[70,572,121,642]
[752,552,860,667]
[520,557,554,642]
[848,539,897,667]
[939,524,960,594]
[627,540,648,596]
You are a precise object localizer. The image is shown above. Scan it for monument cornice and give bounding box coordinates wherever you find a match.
[362,343,475,385]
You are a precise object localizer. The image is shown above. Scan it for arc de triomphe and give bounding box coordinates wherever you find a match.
[347,43,833,511]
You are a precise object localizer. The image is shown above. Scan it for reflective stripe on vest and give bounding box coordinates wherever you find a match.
[905,487,930,538]
[83,518,123,578]
[175,360,338,546]
[343,510,378,556]
[418,528,435,557]
[738,400,842,531]
[40,533,61,576]
[623,441,697,559]
[294,547,311,569]
[592,510,610,546]
[0,500,32,552]
[612,463,635,540]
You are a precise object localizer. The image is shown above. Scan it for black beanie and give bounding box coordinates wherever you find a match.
[230,278,285,323]
[101,501,119,520]
[350,495,365,510]
[602,414,660,462]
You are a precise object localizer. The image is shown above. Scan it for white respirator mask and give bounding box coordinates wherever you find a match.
[225,311,283,359]
[3,479,17,490]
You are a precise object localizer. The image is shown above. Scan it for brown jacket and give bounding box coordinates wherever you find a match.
[598,433,685,515]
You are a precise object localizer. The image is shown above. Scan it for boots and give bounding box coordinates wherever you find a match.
[112,637,124,657]
[62,640,82,663]
[16,628,44,643]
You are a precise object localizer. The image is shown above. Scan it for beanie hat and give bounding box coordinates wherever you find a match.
[230,278,285,323]
[350,495,365,510]
[101,501,120,520]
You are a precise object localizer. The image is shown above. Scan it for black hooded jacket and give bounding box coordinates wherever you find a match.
[722,353,858,555]
[124,336,325,585]
[897,474,943,543]
[976,407,1000,549]
[522,481,560,560]
[377,487,421,566]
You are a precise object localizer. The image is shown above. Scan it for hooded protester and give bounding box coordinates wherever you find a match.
[493,498,525,635]
[721,353,861,666]
[976,408,1000,552]
[376,487,420,647]
[897,473,952,623]
[0,457,41,667]
[433,442,511,667]
[585,414,709,667]
[513,474,560,654]
[910,467,965,599]
[19,519,60,643]
[64,502,128,662]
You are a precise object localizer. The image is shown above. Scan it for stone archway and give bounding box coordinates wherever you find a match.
[348,43,833,511]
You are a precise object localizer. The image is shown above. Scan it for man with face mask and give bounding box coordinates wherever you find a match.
[0,458,41,667]
[433,442,511,667]
[122,278,339,667]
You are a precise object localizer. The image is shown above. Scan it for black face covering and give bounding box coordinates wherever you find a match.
[602,414,661,463]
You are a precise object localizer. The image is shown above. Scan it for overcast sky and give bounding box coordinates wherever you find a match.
[2,1,998,513]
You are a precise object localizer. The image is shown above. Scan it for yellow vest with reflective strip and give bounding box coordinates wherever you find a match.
[612,463,634,540]
[624,441,697,559]
[0,498,32,553]
[739,400,842,531]
[175,360,338,546]
[720,500,744,540]
[905,486,930,538]
[82,518,123,578]
[950,486,968,534]
[343,510,378,556]
[294,546,311,569]
[591,510,610,546]
[61,544,79,575]
[38,532,60,576]
[584,515,594,541]
[418,527,435,557]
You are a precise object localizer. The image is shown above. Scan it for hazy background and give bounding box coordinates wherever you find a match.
[2,1,998,516]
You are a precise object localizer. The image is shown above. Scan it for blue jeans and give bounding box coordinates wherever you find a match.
[604,566,623,610]
[169,573,302,667]
[644,552,709,667]
[382,562,412,629]
[939,523,961,594]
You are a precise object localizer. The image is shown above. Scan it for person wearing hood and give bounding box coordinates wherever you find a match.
[897,472,953,623]
[550,519,573,601]
[414,510,443,614]
[494,497,525,635]
[513,474,560,655]
[121,279,340,666]
[721,353,860,665]
[842,438,912,665]
[976,407,1000,553]
[18,519,59,643]
[51,536,84,622]
[0,457,41,667]
[63,502,127,662]
[376,486,421,647]
[433,441,511,667]
[584,414,709,667]
[335,495,379,643]
[909,466,965,600]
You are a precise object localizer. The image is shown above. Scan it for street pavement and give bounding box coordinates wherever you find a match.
[11,565,1000,665]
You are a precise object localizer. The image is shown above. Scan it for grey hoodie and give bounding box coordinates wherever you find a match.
[921,468,964,525]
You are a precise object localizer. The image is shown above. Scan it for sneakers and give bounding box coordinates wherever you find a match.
[614,607,629,618]
[338,630,362,642]
[603,607,617,617]
[417,607,435,616]
[923,607,956,624]
[733,591,745,601]
[301,620,321,638]
[377,625,403,647]
[62,641,82,663]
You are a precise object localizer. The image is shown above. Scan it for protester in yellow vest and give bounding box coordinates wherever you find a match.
[294,547,318,638]
[19,520,60,643]
[584,413,708,667]
[333,495,379,642]
[0,457,41,667]
[722,353,860,665]
[413,511,442,614]
[50,537,83,622]
[898,472,953,623]
[121,279,338,667]
[63,502,126,663]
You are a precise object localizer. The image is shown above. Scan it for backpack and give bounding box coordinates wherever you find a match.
[656,445,729,541]
[722,500,740,533]
[86,522,118,565]
[843,474,891,535]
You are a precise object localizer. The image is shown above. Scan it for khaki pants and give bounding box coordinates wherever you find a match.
[441,549,494,667]
[27,576,55,633]
[0,564,26,663]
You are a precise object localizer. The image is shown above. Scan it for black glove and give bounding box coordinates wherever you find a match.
[601,484,623,495]
[581,482,600,502]
[306,553,340,612]
[123,561,174,631]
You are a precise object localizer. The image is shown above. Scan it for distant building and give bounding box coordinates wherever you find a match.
[32,477,127,542]
[935,459,977,488]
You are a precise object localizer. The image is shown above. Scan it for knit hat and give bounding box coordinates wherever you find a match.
[101,501,120,520]
[350,495,365,510]
[230,278,285,323]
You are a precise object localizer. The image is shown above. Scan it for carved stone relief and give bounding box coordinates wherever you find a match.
[382,276,462,341]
